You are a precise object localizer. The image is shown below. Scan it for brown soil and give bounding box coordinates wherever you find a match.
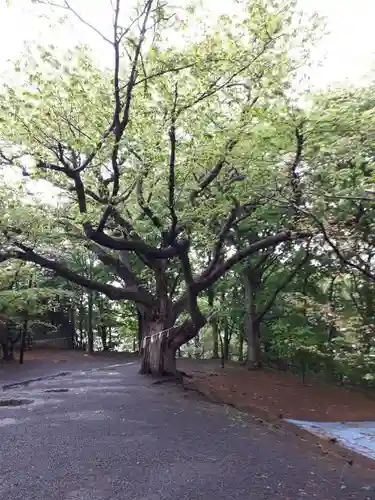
[179,359,375,422]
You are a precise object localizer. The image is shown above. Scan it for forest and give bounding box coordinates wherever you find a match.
[0,0,375,382]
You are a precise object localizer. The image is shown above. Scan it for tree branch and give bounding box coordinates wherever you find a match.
[297,207,375,281]
[178,247,205,328]
[194,231,308,292]
[136,176,163,229]
[255,247,310,324]
[204,205,239,277]
[0,249,153,305]
[290,124,304,207]
[83,222,187,259]
[190,137,238,203]
[167,83,179,243]
[63,0,113,44]
[84,240,137,286]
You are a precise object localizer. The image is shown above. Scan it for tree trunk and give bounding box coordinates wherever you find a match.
[101,328,108,351]
[3,318,18,361]
[219,329,225,368]
[194,334,201,359]
[86,290,94,354]
[247,321,261,369]
[140,322,177,376]
[136,307,143,352]
[108,327,112,349]
[1,343,12,361]
[69,305,76,349]
[139,256,206,376]
[211,317,219,359]
[19,318,28,365]
[140,320,200,376]
[223,320,230,360]
[243,270,261,369]
[238,327,244,362]
[78,294,84,349]
[207,287,219,358]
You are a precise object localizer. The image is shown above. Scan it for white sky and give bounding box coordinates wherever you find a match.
[0,0,374,89]
[0,0,374,199]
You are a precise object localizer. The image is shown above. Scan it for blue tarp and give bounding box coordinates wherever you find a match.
[286,419,375,461]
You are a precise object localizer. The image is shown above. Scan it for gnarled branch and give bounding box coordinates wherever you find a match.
[0,249,153,306]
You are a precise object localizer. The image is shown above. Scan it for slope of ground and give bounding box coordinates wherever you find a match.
[178,359,375,422]
[178,359,375,470]
[0,360,374,499]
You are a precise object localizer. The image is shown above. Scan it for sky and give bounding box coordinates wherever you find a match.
[0,0,374,200]
[0,0,374,89]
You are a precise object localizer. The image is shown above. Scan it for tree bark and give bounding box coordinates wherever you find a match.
[206,287,219,357]
[0,316,17,361]
[238,327,244,362]
[136,307,143,352]
[69,305,76,348]
[140,320,200,376]
[1,343,13,361]
[194,334,201,359]
[19,318,28,365]
[212,322,219,359]
[223,319,230,360]
[243,270,261,369]
[86,290,94,354]
[101,328,108,351]
[78,293,84,349]
[139,321,177,376]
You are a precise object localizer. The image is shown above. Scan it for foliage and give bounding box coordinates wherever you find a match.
[1,0,375,383]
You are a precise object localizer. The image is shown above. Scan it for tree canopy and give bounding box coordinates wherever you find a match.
[1,0,375,378]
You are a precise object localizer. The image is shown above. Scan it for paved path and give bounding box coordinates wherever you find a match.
[0,362,373,499]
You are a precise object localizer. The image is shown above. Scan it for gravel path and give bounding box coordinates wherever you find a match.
[0,362,373,499]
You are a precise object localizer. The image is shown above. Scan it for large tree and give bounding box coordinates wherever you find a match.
[0,0,318,375]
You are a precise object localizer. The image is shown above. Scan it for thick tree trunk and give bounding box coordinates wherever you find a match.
[139,254,206,376]
[140,323,177,376]
[140,320,201,376]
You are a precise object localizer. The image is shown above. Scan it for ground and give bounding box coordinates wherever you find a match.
[178,358,375,468]
[178,359,375,421]
[0,350,374,499]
